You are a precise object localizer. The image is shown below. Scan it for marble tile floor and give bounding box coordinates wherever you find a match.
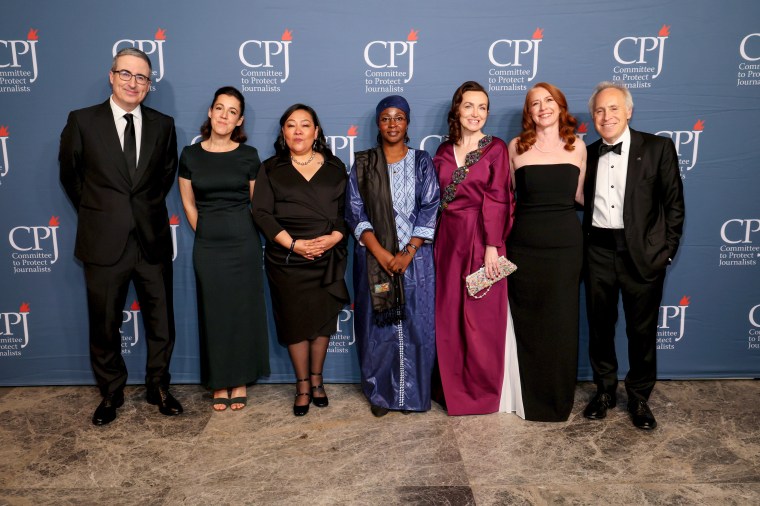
[0,380,758,505]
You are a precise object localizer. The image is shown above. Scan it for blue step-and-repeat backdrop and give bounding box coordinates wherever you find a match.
[1,0,759,385]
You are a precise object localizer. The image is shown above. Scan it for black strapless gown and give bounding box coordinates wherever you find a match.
[508,164,582,421]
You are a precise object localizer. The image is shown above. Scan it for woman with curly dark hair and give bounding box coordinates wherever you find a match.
[433,81,514,416]
[505,82,586,421]
[252,104,349,416]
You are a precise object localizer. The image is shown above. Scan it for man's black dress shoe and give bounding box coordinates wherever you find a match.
[146,386,183,416]
[370,405,390,417]
[583,392,616,420]
[92,390,124,426]
[628,400,657,430]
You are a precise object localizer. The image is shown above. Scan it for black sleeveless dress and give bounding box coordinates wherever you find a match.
[508,164,582,421]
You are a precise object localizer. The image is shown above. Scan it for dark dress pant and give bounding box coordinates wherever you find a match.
[84,233,175,396]
[585,238,665,404]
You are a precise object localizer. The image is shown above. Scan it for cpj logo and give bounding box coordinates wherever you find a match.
[657,295,690,349]
[239,29,292,93]
[0,124,9,182]
[487,28,543,92]
[612,24,670,87]
[656,119,704,176]
[738,33,760,87]
[419,133,446,155]
[120,300,141,353]
[329,305,355,353]
[113,28,167,87]
[0,302,30,356]
[0,28,38,93]
[719,218,760,267]
[8,216,60,274]
[576,122,589,142]
[748,304,760,350]
[327,125,358,169]
[364,29,418,93]
[169,214,180,262]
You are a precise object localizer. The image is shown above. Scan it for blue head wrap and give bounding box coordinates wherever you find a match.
[375,95,410,125]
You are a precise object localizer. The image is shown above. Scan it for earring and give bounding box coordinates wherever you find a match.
[312,140,317,151]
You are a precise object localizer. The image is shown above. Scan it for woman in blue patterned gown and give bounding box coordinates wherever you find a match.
[345,95,440,416]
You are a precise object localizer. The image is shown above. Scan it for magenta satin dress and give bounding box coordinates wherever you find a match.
[433,136,513,415]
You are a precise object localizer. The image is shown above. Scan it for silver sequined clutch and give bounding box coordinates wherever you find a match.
[465,256,517,298]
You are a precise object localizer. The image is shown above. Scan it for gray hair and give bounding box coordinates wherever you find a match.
[588,81,633,115]
[111,47,152,72]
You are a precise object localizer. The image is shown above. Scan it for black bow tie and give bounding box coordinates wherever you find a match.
[599,142,622,156]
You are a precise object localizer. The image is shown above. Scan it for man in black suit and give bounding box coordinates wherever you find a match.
[59,47,182,425]
[582,82,685,430]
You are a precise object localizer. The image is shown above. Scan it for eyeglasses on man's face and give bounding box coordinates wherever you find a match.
[111,69,151,85]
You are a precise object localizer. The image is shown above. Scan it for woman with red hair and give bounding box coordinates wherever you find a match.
[503,82,586,421]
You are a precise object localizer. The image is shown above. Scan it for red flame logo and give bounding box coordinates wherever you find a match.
[0,126,8,137]
[27,29,38,41]
[693,119,705,131]
[532,28,543,40]
[155,28,166,40]
[19,302,30,313]
[679,295,690,306]
[281,29,293,41]
[658,25,670,37]
[130,300,140,311]
[407,29,418,41]
[347,125,359,136]
[48,216,60,227]
[577,122,588,133]
[169,214,180,225]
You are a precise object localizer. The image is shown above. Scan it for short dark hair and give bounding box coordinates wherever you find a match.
[111,47,152,72]
[199,86,248,143]
[273,103,329,157]
[446,81,489,144]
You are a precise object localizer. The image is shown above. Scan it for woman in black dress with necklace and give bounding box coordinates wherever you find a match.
[252,104,349,416]
[178,86,270,411]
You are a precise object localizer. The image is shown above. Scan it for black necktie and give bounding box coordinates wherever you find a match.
[123,113,137,180]
[598,142,622,156]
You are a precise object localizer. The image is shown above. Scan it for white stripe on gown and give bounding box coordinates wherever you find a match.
[499,305,525,418]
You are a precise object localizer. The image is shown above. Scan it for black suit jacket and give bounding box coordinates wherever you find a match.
[59,100,178,266]
[583,128,685,282]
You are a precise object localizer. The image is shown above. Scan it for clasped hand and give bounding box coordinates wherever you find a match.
[378,248,412,276]
[294,235,338,260]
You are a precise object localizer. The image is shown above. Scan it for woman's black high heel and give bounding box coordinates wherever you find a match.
[310,371,329,408]
[293,377,311,416]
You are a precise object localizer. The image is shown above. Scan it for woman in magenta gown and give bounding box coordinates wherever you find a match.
[433,81,513,415]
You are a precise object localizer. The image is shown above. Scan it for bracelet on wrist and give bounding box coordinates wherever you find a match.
[405,243,419,254]
[286,239,296,265]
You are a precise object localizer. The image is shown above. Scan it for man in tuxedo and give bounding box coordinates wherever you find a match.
[582,82,685,430]
[59,47,182,425]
